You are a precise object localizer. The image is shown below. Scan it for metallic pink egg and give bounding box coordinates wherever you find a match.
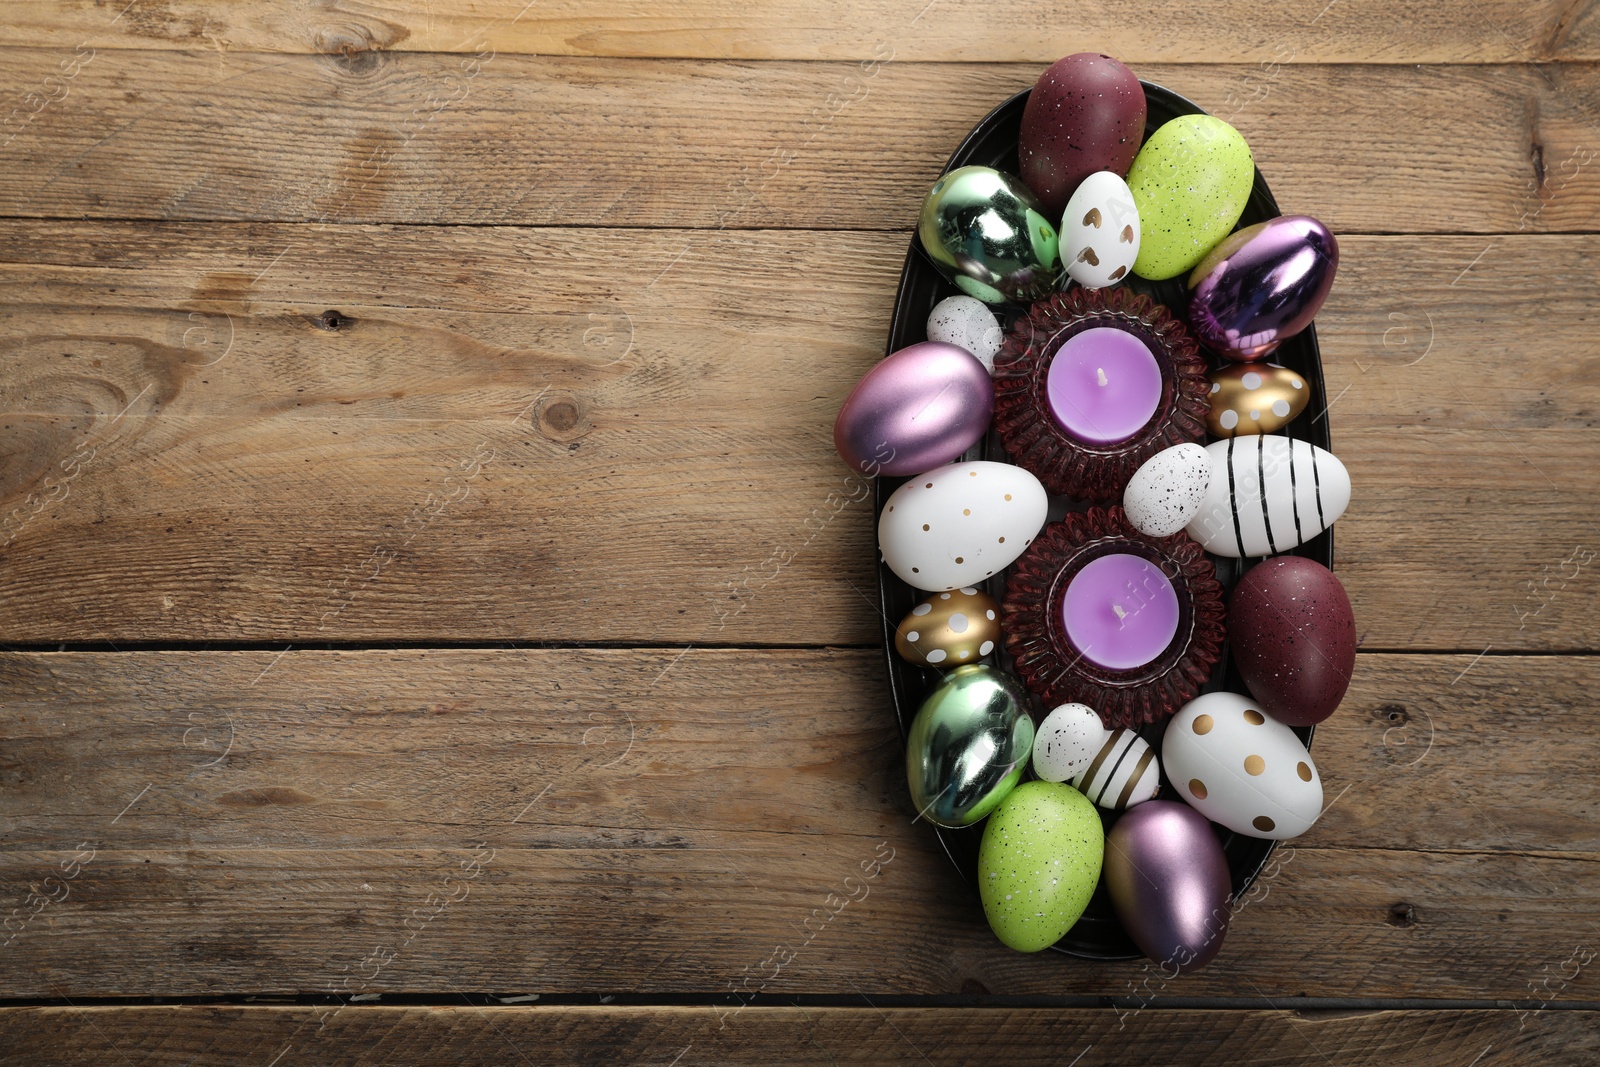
[833,342,993,476]
[1187,215,1339,362]
[1104,800,1233,973]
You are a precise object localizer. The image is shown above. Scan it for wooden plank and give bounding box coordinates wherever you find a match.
[1,1005,1596,1067]
[0,52,1594,234]
[0,0,1594,63]
[0,649,1595,999]
[1,225,1596,650]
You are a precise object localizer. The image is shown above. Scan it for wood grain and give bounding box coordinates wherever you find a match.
[1,1005,1596,1067]
[0,649,1595,999]
[1,224,1596,650]
[2,0,1597,62]
[1,53,1596,234]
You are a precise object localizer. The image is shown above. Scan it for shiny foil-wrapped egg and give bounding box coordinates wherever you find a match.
[1205,362,1310,437]
[895,587,1001,668]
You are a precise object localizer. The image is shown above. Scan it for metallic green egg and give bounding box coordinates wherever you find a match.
[906,664,1036,828]
[917,166,1061,305]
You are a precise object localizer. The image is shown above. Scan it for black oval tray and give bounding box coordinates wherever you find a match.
[877,81,1332,960]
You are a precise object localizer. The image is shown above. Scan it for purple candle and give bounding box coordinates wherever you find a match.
[1045,327,1162,443]
[1062,553,1180,671]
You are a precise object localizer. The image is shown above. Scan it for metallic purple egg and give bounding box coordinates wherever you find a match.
[834,342,994,476]
[1104,800,1233,973]
[1187,215,1339,362]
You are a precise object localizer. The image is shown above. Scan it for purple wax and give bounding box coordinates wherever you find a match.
[1044,327,1162,444]
[1062,553,1181,671]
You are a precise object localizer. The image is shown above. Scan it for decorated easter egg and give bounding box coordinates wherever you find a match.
[926,295,1004,373]
[1032,703,1160,810]
[834,342,993,476]
[1164,691,1324,840]
[905,664,1036,828]
[1128,116,1254,281]
[1122,443,1212,538]
[1229,557,1356,727]
[879,461,1049,591]
[1018,54,1146,218]
[1185,437,1350,558]
[978,780,1104,951]
[1060,171,1140,288]
[1188,216,1339,362]
[1104,800,1232,972]
[1206,363,1310,437]
[918,166,1060,304]
[895,586,1001,668]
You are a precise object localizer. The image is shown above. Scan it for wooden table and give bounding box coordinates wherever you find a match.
[1,2,1596,1063]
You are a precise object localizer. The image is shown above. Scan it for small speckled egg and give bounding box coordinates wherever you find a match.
[879,461,1049,591]
[1122,443,1212,538]
[1060,171,1140,288]
[1128,116,1254,281]
[978,780,1104,952]
[895,586,1001,667]
[1032,703,1160,810]
[1163,691,1324,840]
[1206,363,1310,437]
[926,296,1004,373]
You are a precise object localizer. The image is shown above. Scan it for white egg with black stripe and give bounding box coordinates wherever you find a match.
[1184,436,1350,558]
[1031,703,1160,811]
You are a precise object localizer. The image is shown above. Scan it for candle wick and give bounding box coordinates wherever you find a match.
[1096,367,1108,387]
[1111,603,1127,621]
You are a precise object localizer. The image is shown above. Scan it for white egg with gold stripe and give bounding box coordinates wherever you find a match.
[1032,703,1161,811]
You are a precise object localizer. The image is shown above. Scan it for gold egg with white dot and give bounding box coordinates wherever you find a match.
[895,587,1002,668]
[1205,362,1311,438]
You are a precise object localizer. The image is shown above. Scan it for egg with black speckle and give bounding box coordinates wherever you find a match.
[977,780,1104,951]
[1122,443,1212,538]
[895,586,1001,668]
[926,295,1004,373]
[1128,115,1254,281]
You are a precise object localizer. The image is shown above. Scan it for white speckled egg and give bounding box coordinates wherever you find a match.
[1185,436,1350,557]
[1033,703,1160,810]
[926,295,1004,373]
[1163,691,1323,840]
[1061,171,1140,288]
[879,461,1048,591]
[1123,443,1212,538]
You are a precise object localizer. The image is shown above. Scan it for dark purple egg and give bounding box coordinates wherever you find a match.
[1018,54,1147,219]
[1104,801,1232,973]
[833,342,993,476]
[1187,215,1339,362]
[1228,556,1356,727]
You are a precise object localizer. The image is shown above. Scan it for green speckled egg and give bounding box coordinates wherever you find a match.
[977,780,1104,952]
[1127,116,1254,281]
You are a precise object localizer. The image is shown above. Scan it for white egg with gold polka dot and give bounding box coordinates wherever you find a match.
[879,461,1049,592]
[1162,691,1323,840]
[894,587,1001,668]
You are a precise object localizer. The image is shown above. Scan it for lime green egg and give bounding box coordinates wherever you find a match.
[1128,115,1255,281]
[977,780,1104,952]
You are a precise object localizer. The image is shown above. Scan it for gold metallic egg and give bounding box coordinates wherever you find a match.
[895,587,1001,668]
[1205,363,1311,438]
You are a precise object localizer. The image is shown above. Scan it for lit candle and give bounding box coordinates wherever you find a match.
[1045,327,1162,444]
[1062,553,1180,671]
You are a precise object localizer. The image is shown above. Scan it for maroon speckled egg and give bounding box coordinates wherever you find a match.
[1228,556,1356,727]
[1018,54,1147,219]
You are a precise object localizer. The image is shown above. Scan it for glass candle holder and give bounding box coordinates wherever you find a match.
[1002,507,1225,729]
[992,287,1210,502]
